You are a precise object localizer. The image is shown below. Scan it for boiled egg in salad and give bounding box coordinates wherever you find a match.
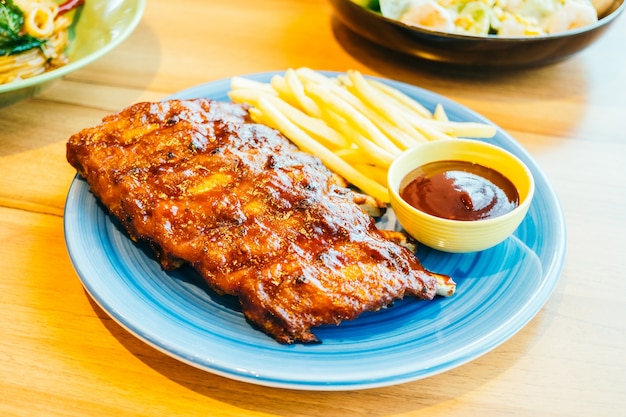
[376,0,600,36]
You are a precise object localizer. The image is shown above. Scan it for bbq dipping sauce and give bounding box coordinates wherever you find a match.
[399,160,519,221]
[387,139,535,253]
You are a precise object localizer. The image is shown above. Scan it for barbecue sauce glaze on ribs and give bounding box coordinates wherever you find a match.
[66,99,454,344]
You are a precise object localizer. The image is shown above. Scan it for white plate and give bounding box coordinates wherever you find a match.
[64,71,566,390]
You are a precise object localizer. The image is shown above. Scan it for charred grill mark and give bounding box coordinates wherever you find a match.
[165,116,179,126]
[65,98,453,345]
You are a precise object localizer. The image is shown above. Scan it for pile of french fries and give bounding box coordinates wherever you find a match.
[228,68,496,203]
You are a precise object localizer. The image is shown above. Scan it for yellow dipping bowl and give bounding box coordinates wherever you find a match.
[387,139,535,253]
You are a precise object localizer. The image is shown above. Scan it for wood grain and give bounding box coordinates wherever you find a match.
[0,0,624,415]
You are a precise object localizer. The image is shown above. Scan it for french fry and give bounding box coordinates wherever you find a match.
[305,83,402,156]
[294,67,335,86]
[284,68,321,117]
[433,103,449,121]
[370,96,456,141]
[408,119,456,141]
[366,77,433,119]
[262,95,350,149]
[328,80,422,150]
[269,74,300,108]
[346,70,419,139]
[334,148,370,164]
[319,107,396,168]
[421,119,497,138]
[256,96,389,202]
[247,107,276,129]
[229,68,497,202]
[230,76,275,93]
[228,88,276,107]
[353,163,388,187]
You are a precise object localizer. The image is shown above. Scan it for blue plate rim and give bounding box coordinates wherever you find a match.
[64,71,566,390]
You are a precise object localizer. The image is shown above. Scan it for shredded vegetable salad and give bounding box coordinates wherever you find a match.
[353,0,603,36]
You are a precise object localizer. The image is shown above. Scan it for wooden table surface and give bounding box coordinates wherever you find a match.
[1,1,625,416]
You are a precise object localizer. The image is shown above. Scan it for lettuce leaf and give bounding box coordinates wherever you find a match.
[0,0,45,56]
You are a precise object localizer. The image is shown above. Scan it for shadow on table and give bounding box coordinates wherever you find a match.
[87,290,552,417]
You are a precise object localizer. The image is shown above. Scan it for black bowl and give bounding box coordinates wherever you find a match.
[329,0,625,68]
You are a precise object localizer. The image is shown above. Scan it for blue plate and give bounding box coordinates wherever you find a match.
[64,72,566,390]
